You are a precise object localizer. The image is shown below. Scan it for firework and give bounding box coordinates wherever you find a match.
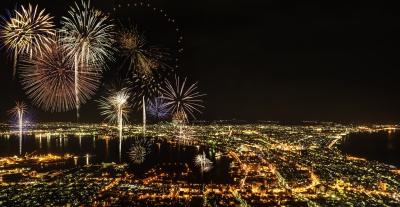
[117,21,170,77]
[101,89,129,161]
[113,2,183,69]
[172,110,188,124]
[7,101,28,155]
[117,22,172,135]
[176,125,193,146]
[0,4,55,77]
[194,151,213,177]
[8,106,37,129]
[7,101,28,123]
[98,78,132,162]
[131,74,167,136]
[131,74,165,107]
[146,97,170,121]
[61,0,115,69]
[19,33,101,112]
[61,0,115,120]
[98,82,131,125]
[160,75,206,120]
[128,137,151,164]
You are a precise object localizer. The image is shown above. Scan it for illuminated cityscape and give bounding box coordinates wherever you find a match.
[1,0,400,206]
[0,122,400,206]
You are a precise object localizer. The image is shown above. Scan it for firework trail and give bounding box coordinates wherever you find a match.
[7,102,28,128]
[160,75,206,121]
[0,4,55,77]
[61,0,115,121]
[7,101,28,155]
[19,33,101,112]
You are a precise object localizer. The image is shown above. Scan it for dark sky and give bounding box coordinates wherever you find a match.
[1,0,400,124]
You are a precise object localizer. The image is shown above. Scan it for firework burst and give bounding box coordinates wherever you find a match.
[146,97,170,121]
[194,151,213,177]
[8,106,37,132]
[7,101,28,122]
[160,75,206,121]
[61,0,115,120]
[117,21,170,78]
[19,33,101,112]
[128,137,151,164]
[0,4,55,77]
[97,82,131,126]
[131,74,168,109]
[61,0,115,69]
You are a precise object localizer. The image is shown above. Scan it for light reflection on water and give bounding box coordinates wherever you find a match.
[0,133,233,184]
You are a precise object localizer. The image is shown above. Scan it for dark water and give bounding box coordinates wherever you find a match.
[0,134,233,184]
[338,130,400,167]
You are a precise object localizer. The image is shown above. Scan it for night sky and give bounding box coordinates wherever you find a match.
[1,0,400,124]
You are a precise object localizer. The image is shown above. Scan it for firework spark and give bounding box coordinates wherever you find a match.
[160,75,206,121]
[146,97,170,121]
[128,137,151,164]
[117,21,170,77]
[0,4,55,77]
[194,151,213,177]
[19,33,101,112]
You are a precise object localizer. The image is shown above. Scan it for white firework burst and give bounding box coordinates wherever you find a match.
[194,151,213,177]
[160,75,206,121]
